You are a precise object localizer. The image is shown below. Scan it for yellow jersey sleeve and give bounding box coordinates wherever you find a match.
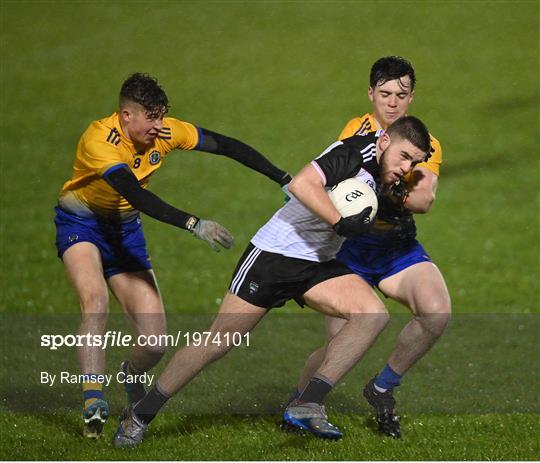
[414,134,442,176]
[157,117,200,153]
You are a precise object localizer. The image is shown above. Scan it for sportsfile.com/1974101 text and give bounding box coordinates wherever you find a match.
[40,330,250,350]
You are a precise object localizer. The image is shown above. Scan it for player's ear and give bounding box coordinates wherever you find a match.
[368,86,375,102]
[377,131,391,151]
[119,107,132,123]
[409,90,414,104]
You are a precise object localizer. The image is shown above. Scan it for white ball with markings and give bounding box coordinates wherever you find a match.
[328,177,378,220]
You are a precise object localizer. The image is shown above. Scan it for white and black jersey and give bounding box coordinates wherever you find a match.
[252,132,382,262]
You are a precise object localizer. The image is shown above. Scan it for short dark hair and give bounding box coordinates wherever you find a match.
[370,56,416,91]
[386,115,431,158]
[119,73,169,118]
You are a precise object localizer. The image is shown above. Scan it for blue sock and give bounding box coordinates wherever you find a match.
[82,374,104,408]
[375,364,402,390]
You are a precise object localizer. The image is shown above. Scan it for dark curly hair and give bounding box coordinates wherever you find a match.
[119,73,169,118]
[370,56,416,91]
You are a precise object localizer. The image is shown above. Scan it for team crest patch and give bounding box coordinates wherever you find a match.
[249,281,259,295]
[149,151,161,165]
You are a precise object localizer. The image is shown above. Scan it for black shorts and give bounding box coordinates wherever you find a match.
[228,242,354,309]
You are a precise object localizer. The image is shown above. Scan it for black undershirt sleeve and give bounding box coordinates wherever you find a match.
[196,128,291,186]
[313,142,365,187]
[103,165,195,230]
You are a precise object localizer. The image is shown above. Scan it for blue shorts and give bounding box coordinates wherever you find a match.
[337,234,432,287]
[54,207,152,279]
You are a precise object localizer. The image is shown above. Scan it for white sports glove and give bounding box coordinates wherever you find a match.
[191,219,234,252]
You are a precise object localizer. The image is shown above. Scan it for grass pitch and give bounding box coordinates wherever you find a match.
[1,0,539,460]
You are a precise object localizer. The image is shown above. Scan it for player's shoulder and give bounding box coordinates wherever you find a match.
[82,113,121,147]
[157,116,199,150]
[339,113,375,139]
[429,132,442,150]
[342,129,381,149]
[162,116,195,129]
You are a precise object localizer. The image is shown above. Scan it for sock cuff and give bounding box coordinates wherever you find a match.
[313,373,336,388]
[82,375,104,390]
[155,382,172,399]
[128,361,143,375]
[385,364,402,378]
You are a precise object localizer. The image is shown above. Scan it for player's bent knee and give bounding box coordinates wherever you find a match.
[348,306,390,332]
[79,292,109,314]
[347,300,388,316]
[79,295,108,332]
[141,342,167,358]
[418,311,451,337]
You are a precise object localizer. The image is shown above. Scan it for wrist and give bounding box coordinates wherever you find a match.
[332,217,344,235]
[402,191,410,204]
[185,216,200,231]
[279,172,292,187]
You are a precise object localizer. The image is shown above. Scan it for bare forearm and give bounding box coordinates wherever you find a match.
[405,188,435,213]
[404,167,438,214]
[289,169,341,226]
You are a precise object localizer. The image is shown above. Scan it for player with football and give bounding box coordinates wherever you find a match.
[54,73,292,438]
[113,115,432,447]
[287,56,451,438]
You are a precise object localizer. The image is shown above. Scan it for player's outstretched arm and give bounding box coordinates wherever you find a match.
[196,128,291,187]
[103,165,233,251]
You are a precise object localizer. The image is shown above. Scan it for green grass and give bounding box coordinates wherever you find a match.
[1,0,539,460]
[2,413,538,461]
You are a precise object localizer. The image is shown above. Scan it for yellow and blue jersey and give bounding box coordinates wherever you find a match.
[338,113,443,180]
[59,113,199,219]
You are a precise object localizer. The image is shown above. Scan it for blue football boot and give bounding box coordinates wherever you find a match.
[283,401,343,440]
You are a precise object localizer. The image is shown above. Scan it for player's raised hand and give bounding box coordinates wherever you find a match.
[191,219,234,251]
[332,206,373,238]
[381,178,409,206]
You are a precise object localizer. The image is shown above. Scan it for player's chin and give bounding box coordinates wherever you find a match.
[385,172,399,184]
[385,114,400,125]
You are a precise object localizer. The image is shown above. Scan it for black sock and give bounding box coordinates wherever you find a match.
[125,361,147,403]
[133,383,170,424]
[298,374,335,404]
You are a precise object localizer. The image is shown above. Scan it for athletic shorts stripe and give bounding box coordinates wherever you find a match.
[228,242,354,309]
[230,246,262,294]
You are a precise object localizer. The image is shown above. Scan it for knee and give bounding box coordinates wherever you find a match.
[418,309,451,337]
[80,292,109,314]
[140,342,167,360]
[349,303,390,330]
[79,294,109,331]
